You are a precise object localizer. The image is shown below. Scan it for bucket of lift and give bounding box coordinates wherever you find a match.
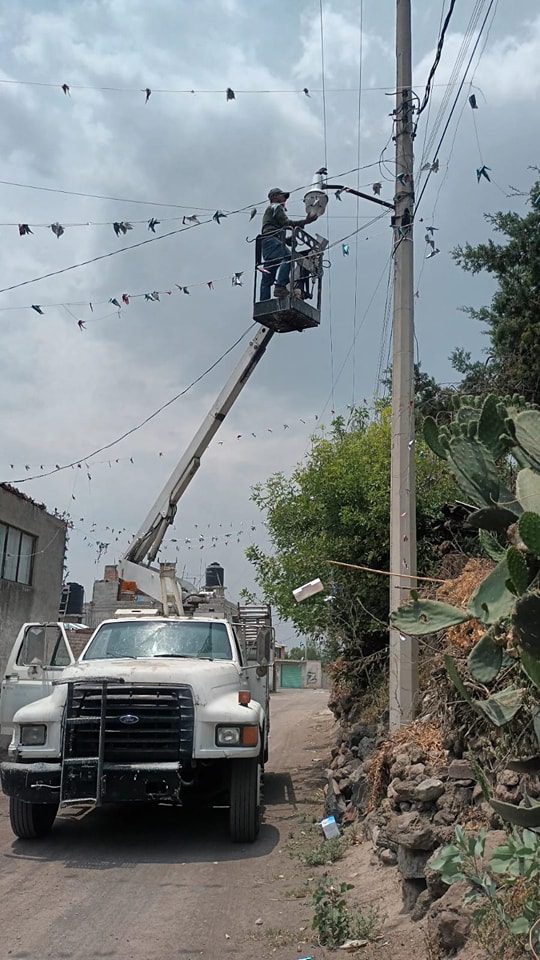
[253,226,327,333]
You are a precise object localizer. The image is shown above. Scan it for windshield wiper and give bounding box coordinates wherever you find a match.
[153,653,214,661]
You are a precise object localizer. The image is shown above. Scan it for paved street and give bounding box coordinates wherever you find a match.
[0,690,332,960]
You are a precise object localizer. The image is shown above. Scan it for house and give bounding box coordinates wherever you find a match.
[0,484,67,678]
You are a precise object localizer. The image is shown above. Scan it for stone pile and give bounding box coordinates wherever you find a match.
[324,724,540,930]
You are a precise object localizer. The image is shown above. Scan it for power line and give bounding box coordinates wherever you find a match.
[0,162,390,297]
[0,78,471,95]
[7,324,257,484]
[352,0,364,406]
[416,0,457,117]
[319,0,335,414]
[415,0,498,215]
[0,178,216,211]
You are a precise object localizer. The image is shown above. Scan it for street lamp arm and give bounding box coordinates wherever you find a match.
[323,184,395,211]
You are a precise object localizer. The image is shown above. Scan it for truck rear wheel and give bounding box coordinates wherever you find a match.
[9,797,58,839]
[229,758,261,843]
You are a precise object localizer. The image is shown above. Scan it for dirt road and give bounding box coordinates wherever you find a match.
[0,690,333,960]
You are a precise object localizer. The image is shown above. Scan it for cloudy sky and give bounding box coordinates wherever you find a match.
[0,0,538,640]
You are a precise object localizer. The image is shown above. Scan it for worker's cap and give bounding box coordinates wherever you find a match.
[268,187,290,200]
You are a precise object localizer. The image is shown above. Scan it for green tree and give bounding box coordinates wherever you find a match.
[451,178,540,404]
[246,407,457,662]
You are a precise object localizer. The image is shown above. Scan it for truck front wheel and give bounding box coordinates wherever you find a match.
[9,797,58,839]
[229,758,261,843]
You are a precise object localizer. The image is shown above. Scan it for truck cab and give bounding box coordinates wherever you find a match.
[1,608,272,844]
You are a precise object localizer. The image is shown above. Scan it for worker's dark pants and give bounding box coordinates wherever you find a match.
[260,236,291,299]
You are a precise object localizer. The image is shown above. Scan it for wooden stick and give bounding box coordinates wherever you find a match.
[325,559,448,584]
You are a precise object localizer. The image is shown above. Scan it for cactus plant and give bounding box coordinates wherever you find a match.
[467,628,503,682]
[446,436,500,508]
[467,555,515,623]
[513,410,540,468]
[518,512,540,556]
[390,598,471,636]
[467,505,518,533]
[516,468,540,514]
[474,686,524,726]
[506,547,530,596]
[489,797,540,830]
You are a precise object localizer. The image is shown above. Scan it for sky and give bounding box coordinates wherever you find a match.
[0,0,538,643]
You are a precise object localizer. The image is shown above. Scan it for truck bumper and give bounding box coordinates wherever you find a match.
[1,761,187,805]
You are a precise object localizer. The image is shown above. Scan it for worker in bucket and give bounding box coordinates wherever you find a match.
[260,187,317,300]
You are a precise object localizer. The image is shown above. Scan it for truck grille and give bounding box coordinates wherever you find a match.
[64,683,194,763]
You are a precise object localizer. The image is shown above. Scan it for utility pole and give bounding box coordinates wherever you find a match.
[389,0,418,729]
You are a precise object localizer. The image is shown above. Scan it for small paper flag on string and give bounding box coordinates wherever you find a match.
[207,281,214,289]
[109,297,121,308]
[113,221,133,236]
[316,166,328,176]
[232,272,243,286]
[476,164,491,183]
[151,290,160,301]
[303,87,310,97]
[182,214,200,224]
[342,243,350,256]
[425,225,438,234]
[426,247,440,259]
[145,87,152,103]
[50,222,64,238]
[89,303,93,311]
[78,319,86,330]
[182,287,190,295]
[122,293,129,305]
[148,217,159,232]
[19,224,32,236]
[249,208,257,221]
[62,83,70,96]
[468,94,478,109]
[421,159,439,173]
[335,189,343,201]
[213,210,226,224]
[372,182,382,195]
[226,87,235,101]
[31,305,44,314]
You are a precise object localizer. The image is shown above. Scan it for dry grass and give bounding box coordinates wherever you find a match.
[436,558,494,651]
[366,721,445,812]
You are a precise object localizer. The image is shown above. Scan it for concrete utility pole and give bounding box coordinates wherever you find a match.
[389,0,418,729]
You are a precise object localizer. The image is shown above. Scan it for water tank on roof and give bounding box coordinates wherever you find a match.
[61,582,85,615]
[205,563,224,589]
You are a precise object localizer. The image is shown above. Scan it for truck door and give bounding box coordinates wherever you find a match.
[0,623,75,733]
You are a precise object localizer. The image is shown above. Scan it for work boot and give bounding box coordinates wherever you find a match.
[273,285,289,298]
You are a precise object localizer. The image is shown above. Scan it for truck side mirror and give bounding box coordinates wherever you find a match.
[256,627,271,665]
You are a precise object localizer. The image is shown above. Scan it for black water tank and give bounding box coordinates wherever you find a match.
[62,582,85,615]
[205,563,224,588]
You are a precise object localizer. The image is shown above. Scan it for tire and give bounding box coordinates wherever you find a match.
[229,758,261,843]
[9,797,58,839]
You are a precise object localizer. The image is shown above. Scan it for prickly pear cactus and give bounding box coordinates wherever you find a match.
[393,394,540,825]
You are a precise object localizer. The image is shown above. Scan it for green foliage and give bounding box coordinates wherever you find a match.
[451,181,540,406]
[311,876,383,948]
[429,826,540,958]
[247,408,456,658]
[519,512,540,556]
[301,836,346,866]
[467,628,503,683]
[396,394,540,826]
[312,877,354,948]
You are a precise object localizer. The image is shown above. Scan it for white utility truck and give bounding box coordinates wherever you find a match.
[1,204,327,844]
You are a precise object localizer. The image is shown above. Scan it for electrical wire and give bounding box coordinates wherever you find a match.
[7,324,257,484]
[0,178,217,211]
[416,0,457,117]
[0,78,469,95]
[6,212,391,484]
[415,0,498,215]
[319,0,335,414]
[351,0,364,406]
[0,162,390,297]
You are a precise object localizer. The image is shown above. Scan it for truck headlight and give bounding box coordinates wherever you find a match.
[20,724,47,746]
[216,726,241,746]
[215,725,258,747]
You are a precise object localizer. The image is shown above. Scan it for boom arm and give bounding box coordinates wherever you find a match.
[121,324,275,574]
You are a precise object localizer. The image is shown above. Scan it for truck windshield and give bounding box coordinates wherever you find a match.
[82,621,233,661]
